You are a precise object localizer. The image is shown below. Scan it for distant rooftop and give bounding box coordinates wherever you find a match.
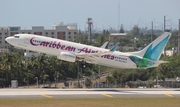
[110,33,126,36]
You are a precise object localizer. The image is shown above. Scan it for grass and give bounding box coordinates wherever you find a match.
[0,98,180,107]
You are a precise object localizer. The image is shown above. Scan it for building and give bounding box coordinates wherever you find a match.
[0,27,9,48]
[109,33,126,42]
[162,50,175,56]
[0,23,78,49]
[108,33,133,51]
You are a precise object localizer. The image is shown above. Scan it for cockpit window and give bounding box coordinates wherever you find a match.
[14,36,19,38]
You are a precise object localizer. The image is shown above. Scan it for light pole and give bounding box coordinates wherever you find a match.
[54,78,56,88]
[55,71,57,88]
[83,76,86,89]
[43,70,45,87]
[22,60,29,88]
[57,75,59,88]
[98,65,100,88]
[35,77,38,88]
[156,76,158,88]
[77,61,80,88]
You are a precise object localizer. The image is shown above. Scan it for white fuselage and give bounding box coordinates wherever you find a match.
[6,34,137,69]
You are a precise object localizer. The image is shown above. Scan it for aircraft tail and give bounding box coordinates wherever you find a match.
[129,32,172,61]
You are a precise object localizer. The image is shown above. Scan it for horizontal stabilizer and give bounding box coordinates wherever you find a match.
[143,60,169,69]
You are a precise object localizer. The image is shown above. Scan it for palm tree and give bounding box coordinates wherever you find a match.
[12,54,24,85]
[36,54,51,86]
[0,53,15,87]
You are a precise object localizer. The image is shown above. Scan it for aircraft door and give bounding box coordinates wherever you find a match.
[24,36,29,44]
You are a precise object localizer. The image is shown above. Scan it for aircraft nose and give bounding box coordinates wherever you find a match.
[5,37,13,43]
[5,37,10,43]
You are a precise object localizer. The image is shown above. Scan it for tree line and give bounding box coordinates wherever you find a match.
[1,49,179,88]
[0,47,106,87]
[106,54,180,88]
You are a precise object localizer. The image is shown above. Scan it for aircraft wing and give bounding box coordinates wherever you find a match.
[76,42,119,62]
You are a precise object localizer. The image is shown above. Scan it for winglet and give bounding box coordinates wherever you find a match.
[110,42,119,52]
[100,41,108,48]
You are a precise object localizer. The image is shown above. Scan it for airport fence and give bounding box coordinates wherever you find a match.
[93,81,180,88]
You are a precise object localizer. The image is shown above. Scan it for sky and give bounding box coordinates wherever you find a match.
[0,0,180,31]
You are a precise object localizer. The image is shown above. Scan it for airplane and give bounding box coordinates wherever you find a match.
[5,32,171,69]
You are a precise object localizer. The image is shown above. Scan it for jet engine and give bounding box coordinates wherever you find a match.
[57,52,76,62]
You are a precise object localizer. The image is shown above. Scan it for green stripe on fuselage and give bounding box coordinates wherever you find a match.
[129,56,153,68]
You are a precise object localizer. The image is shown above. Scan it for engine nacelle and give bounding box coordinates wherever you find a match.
[57,52,76,62]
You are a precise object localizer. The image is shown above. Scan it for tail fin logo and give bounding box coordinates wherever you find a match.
[143,35,170,61]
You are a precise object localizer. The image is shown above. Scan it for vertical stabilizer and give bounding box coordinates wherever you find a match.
[129,32,171,61]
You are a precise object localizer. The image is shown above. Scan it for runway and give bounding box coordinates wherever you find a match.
[0,88,180,99]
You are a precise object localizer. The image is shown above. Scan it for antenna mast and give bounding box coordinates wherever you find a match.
[118,0,120,30]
